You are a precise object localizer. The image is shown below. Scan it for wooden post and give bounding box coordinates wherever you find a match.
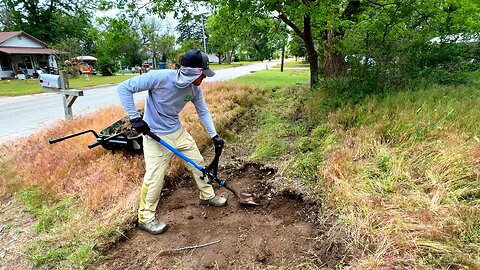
[59,70,83,119]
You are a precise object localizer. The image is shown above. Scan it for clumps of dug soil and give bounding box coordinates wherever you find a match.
[92,163,323,269]
[101,110,144,138]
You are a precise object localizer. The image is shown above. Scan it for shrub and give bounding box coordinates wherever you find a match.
[98,57,118,76]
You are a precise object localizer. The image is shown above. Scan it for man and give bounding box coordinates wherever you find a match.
[117,49,226,235]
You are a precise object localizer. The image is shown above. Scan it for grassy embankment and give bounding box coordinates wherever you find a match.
[234,70,480,269]
[0,80,267,268]
[1,65,479,269]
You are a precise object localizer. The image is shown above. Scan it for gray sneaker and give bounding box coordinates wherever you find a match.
[200,195,227,207]
[138,219,168,235]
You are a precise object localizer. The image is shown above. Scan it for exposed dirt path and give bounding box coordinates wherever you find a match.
[91,158,320,270]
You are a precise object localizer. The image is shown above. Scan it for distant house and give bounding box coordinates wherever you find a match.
[207,53,220,64]
[0,31,59,79]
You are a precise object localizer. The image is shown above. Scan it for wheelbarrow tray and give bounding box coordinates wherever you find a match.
[96,118,143,153]
[49,116,143,153]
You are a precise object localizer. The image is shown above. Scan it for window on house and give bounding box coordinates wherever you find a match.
[0,54,13,70]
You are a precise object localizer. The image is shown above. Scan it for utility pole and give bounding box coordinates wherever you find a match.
[202,16,207,52]
[280,24,287,72]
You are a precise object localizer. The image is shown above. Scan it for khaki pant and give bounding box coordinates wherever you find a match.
[138,127,215,223]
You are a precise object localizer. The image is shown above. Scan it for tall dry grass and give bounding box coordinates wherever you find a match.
[317,85,480,269]
[0,81,264,266]
[250,81,480,268]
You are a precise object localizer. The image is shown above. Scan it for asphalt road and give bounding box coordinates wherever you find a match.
[0,61,281,144]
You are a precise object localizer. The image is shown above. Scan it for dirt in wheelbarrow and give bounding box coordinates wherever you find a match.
[91,162,321,269]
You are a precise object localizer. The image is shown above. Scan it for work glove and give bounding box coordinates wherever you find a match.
[130,117,150,134]
[212,134,224,150]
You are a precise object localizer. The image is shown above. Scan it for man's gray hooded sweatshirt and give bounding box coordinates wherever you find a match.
[117,67,217,138]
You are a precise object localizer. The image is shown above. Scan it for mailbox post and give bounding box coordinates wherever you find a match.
[39,70,84,119]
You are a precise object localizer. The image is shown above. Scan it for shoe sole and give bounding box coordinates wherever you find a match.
[199,200,227,207]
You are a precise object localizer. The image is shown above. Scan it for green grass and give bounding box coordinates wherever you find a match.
[466,70,480,85]
[69,74,133,89]
[209,60,261,70]
[0,79,43,96]
[233,69,309,89]
[13,187,101,268]
[14,187,77,233]
[231,67,310,164]
[233,67,480,268]
[272,60,310,69]
[0,74,135,96]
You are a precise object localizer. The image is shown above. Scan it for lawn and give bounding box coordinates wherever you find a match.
[271,59,309,69]
[233,68,309,89]
[0,62,267,97]
[0,74,136,96]
[209,61,261,70]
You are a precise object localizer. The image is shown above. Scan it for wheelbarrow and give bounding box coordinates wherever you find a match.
[48,118,143,153]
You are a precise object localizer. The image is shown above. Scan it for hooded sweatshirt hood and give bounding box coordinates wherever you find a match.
[174,66,203,88]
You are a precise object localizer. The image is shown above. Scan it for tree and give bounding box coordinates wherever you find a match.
[342,0,480,85]
[288,35,307,61]
[241,15,285,61]
[99,0,480,88]
[0,0,95,45]
[141,18,176,68]
[176,13,208,47]
[206,6,245,64]
[206,5,284,63]
[96,18,147,69]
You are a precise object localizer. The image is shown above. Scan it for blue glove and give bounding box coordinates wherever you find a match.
[130,117,150,134]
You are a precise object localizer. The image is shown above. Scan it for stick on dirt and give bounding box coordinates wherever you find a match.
[174,240,221,251]
[157,240,221,256]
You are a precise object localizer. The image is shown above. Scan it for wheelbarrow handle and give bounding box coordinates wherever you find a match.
[49,130,99,144]
[144,130,204,171]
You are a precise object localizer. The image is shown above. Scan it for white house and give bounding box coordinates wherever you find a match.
[0,31,59,79]
[207,53,220,64]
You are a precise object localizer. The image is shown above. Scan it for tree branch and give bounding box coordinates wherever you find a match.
[366,0,399,8]
[277,11,304,40]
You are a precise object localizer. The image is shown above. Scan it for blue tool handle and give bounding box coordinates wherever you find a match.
[145,130,204,171]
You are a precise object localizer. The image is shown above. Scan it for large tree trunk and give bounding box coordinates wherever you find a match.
[323,29,346,77]
[322,0,361,77]
[303,16,319,88]
[278,13,319,89]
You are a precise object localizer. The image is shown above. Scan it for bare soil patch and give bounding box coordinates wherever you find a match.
[91,162,319,269]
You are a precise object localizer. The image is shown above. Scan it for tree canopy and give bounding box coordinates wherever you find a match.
[2,0,478,87]
[0,0,95,44]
